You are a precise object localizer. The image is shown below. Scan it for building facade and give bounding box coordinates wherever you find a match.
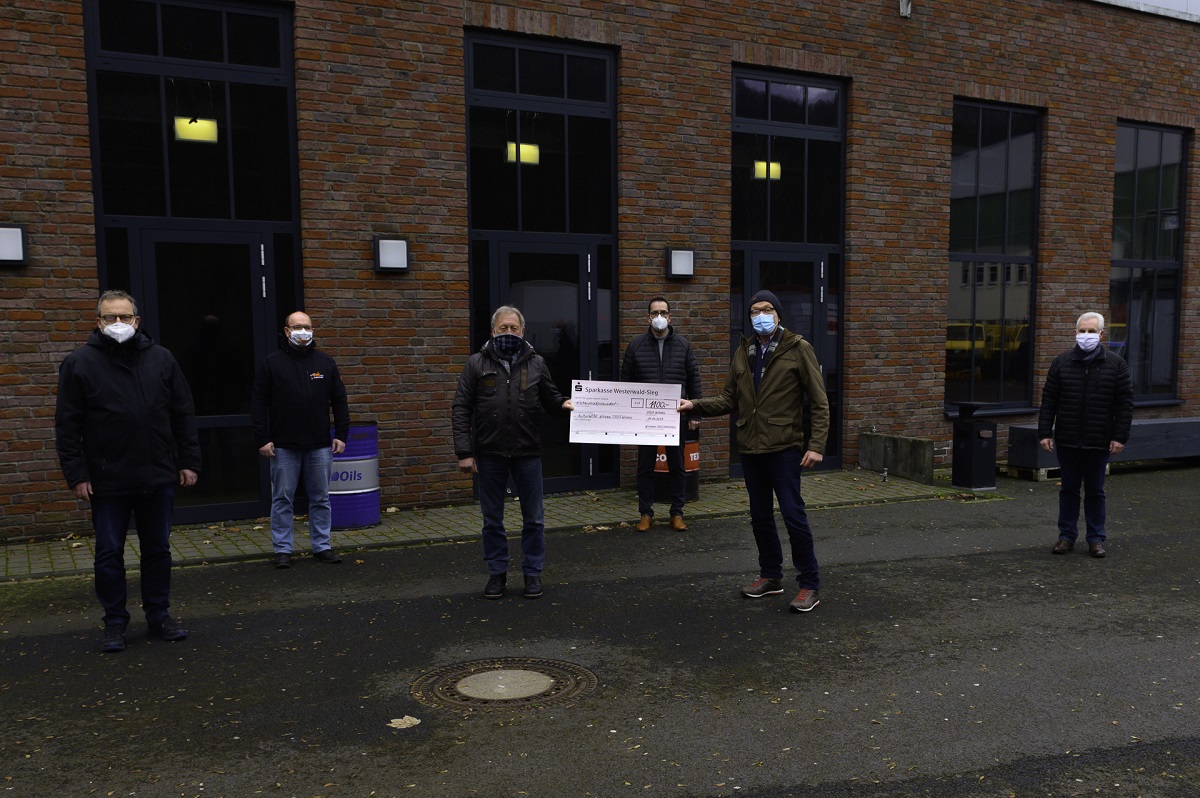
[2,0,1197,537]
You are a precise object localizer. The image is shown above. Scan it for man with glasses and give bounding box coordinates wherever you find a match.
[620,296,701,532]
[55,290,202,652]
[251,311,350,569]
[678,290,829,613]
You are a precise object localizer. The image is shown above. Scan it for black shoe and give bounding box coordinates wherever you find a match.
[484,573,506,600]
[100,624,127,653]
[1052,539,1073,555]
[273,553,292,569]
[313,549,342,564]
[147,616,187,642]
[523,575,543,599]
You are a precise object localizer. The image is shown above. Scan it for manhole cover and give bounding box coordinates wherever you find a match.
[410,657,598,712]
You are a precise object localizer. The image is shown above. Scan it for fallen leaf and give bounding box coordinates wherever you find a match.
[387,716,421,729]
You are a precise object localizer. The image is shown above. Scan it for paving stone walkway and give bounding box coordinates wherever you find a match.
[1,470,973,581]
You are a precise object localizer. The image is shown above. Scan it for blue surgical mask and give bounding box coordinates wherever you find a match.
[751,315,776,335]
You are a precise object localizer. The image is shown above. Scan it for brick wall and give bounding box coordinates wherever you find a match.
[0,2,96,537]
[2,0,1199,537]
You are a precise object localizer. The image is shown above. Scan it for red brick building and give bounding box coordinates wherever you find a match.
[2,0,1197,537]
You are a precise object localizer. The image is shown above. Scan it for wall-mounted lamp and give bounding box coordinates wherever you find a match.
[174,116,219,143]
[505,141,540,165]
[900,0,912,17]
[373,236,409,272]
[0,224,28,266]
[753,160,782,180]
[666,248,694,279]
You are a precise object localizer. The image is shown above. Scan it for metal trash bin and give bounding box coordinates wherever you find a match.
[653,429,700,503]
[951,402,996,491]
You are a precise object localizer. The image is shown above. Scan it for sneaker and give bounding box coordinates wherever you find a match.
[100,624,127,653]
[147,616,188,641]
[523,575,543,599]
[789,589,821,613]
[741,577,784,598]
[313,549,342,564]
[273,553,292,569]
[484,573,506,600]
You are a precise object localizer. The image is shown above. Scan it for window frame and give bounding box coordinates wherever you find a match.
[946,100,1042,415]
[1110,121,1188,403]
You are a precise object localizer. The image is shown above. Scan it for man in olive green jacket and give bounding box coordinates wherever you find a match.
[679,290,830,612]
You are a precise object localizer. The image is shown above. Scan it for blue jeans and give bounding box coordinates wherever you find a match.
[476,455,545,576]
[740,448,820,590]
[270,446,333,553]
[636,444,686,518]
[91,484,177,627]
[1056,445,1110,544]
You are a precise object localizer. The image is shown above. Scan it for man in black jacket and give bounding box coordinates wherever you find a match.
[620,296,701,531]
[452,306,573,600]
[55,290,201,653]
[1038,311,1134,558]
[251,311,350,569]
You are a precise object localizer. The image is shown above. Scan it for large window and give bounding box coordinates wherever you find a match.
[947,101,1040,410]
[466,36,614,234]
[90,0,294,222]
[731,72,843,244]
[1110,123,1185,400]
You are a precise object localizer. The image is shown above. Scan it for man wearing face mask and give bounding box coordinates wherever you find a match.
[251,311,350,569]
[678,290,829,613]
[620,296,702,532]
[55,290,201,653]
[452,306,574,600]
[1038,311,1133,558]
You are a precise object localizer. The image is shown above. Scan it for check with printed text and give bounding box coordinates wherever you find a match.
[568,380,681,446]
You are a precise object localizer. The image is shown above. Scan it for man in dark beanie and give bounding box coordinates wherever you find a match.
[678,289,830,612]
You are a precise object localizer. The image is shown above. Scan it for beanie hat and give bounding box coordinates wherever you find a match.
[748,289,783,322]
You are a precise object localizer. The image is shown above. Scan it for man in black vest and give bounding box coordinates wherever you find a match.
[620,296,701,532]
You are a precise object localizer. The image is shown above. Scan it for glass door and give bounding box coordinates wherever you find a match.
[498,242,615,493]
[141,232,272,522]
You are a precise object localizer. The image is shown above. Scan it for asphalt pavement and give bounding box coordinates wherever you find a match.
[1,464,1198,798]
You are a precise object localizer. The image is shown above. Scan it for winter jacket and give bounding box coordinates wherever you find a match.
[620,326,702,412]
[452,339,567,459]
[690,327,830,455]
[1037,346,1133,449]
[55,328,201,495]
[251,343,350,450]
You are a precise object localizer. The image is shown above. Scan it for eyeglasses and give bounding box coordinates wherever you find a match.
[99,314,135,324]
[288,324,314,331]
[648,310,670,318]
[749,308,775,317]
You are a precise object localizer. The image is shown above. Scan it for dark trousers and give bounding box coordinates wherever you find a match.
[91,484,177,627]
[476,455,545,576]
[1056,445,1110,544]
[740,448,820,590]
[636,444,686,518]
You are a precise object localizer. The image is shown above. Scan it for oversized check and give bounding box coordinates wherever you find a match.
[568,380,681,447]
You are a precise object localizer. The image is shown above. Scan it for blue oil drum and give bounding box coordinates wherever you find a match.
[329,422,380,529]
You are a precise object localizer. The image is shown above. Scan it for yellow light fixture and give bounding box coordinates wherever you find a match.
[506,141,540,165]
[753,160,781,180]
[174,116,219,143]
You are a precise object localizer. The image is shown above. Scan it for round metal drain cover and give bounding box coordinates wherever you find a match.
[411,657,597,712]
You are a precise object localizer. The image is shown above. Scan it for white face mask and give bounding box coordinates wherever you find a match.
[1076,332,1100,352]
[101,321,136,344]
[289,329,314,346]
[650,316,669,332]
